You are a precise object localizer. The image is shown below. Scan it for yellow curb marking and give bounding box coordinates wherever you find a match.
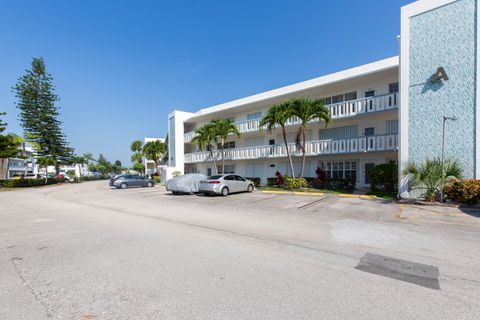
[261,190,289,194]
[338,194,377,199]
[293,192,325,196]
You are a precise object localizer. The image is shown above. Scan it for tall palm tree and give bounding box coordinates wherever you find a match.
[260,102,296,178]
[211,119,240,174]
[83,152,94,165]
[290,98,331,178]
[142,140,166,176]
[191,123,219,175]
[402,158,462,201]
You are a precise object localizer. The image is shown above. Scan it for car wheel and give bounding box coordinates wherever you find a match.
[147,182,153,187]
[247,184,254,193]
[221,187,229,197]
[120,183,127,189]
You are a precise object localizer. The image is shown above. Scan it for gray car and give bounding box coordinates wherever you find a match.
[113,174,154,189]
[198,174,255,196]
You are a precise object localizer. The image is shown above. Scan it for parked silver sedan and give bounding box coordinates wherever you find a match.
[199,174,255,196]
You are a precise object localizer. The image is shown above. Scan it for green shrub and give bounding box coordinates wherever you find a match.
[369,161,398,192]
[245,177,261,187]
[0,178,63,188]
[267,177,276,187]
[284,177,308,190]
[307,177,355,190]
[153,176,161,184]
[444,179,480,205]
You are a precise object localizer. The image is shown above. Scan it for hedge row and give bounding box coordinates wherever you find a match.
[266,176,355,190]
[0,178,64,188]
[444,179,480,205]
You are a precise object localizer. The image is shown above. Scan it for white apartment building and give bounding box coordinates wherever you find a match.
[167,57,399,188]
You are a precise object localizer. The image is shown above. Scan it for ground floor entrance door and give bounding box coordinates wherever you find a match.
[364,163,375,185]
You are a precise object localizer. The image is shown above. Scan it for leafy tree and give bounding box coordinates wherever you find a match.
[191,124,219,175]
[37,157,56,182]
[133,162,145,174]
[402,158,462,201]
[130,139,144,174]
[96,153,113,175]
[0,112,22,179]
[260,103,296,178]
[113,160,123,174]
[12,58,73,173]
[290,98,331,178]
[142,140,166,176]
[210,119,240,174]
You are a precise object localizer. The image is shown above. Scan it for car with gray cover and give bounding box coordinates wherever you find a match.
[166,173,207,194]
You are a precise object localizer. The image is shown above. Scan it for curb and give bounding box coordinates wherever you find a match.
[260,190,376,198]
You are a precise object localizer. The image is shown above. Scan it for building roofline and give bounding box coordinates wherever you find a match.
[190,56,399,118]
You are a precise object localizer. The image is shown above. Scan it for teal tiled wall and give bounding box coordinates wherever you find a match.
[408,0,477,177]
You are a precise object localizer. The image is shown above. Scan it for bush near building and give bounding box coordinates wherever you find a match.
[245,177,261,187]
[443,179,480,205]
[285,177,308,190]
[368,161,398,192]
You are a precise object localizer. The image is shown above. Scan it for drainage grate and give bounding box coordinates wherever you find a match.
[355,253,440,290]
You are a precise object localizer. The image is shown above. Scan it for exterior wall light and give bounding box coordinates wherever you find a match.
[431,67,448,84]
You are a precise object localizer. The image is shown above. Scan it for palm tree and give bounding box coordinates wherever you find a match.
[37,157,56,183]
[260,102,296,178]
[191,123,219,175]
[142,140,166,176]
[290,98,331,178]
[211,119,240,174]
[83,152,94,165]
[402,158,462,201]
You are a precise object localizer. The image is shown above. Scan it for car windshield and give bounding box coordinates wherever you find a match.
[207,175,223,180]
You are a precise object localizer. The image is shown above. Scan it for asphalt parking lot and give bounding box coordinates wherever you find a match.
[1,181,479,319]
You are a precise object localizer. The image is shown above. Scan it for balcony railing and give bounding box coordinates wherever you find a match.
[184,134,398,163]
[184,92,398,143]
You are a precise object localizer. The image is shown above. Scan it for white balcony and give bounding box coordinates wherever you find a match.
[184,134,398,164]
[183,92,398,143]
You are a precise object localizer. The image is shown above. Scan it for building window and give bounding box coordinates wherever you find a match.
[217,165,235,174]
[344,91,357,101]
[332,94,344,104]
[364,90,375,97]
[319,160,356,180]
[389,82,399,93]
[324,97,332,105]
[364,127,375,136]
[218,141,235,149]
[386,120,398,134]
[247,112,262,120]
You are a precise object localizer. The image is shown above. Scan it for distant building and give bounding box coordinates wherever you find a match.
[7,142,37,178]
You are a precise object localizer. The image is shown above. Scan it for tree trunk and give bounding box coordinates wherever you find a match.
[221,139,225,174]
[209,150,218,175]
[282,127,295,178]
[0,158,8,180]
[55,162,60,175]
[300,126,307,178]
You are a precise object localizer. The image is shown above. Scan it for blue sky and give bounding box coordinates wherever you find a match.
[0,0,413,165]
